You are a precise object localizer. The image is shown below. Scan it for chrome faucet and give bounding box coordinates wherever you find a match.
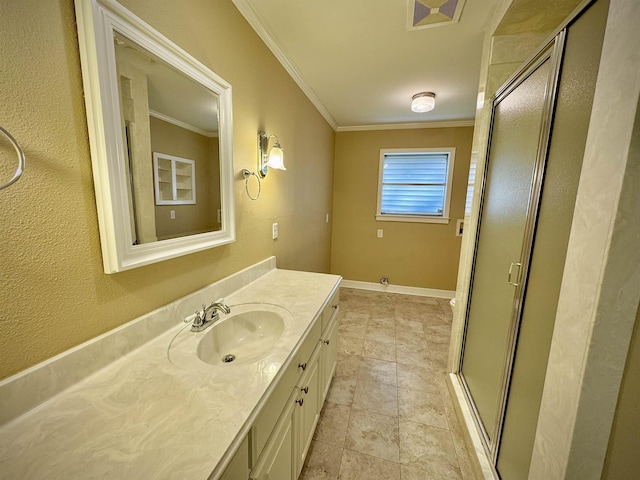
[188,301,231,332]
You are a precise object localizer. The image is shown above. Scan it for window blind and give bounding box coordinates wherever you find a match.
[465,160,477,216]
[380,153,450,216]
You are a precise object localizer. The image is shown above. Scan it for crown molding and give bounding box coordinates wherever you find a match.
[336,119,476,132]
[149,110,217,137]
[231,0,338,130]
[231,1,476,133]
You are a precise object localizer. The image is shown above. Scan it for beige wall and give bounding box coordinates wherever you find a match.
[331,128,472,291]
[486,0,584,97]
[150,117,219,239]
[602,304,640,479]
[0,0,334,380]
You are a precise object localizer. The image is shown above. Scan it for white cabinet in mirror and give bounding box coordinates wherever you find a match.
[75,0,235,273]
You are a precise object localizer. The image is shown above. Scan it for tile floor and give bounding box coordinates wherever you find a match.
[300,288,475,480]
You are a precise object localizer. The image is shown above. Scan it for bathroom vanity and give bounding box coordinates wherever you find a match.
[223,286,339,480]
[0,258,341,479]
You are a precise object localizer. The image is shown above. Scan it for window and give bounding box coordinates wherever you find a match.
[376,148,455,224]
[465,156,476,216]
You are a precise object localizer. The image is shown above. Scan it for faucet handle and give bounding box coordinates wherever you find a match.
[192,307,207,327]
[185,310,199,323]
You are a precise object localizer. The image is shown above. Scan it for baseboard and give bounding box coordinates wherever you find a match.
[340,279,455,299]
[447,373,499,480]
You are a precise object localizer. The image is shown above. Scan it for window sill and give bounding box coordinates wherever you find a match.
[375,215,450,224]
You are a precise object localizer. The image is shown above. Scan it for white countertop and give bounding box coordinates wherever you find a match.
[0,268,341,479]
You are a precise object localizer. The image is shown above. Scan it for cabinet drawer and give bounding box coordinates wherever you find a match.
[293,319,321,377]
[321,289,340,332]
[319,314,339,404]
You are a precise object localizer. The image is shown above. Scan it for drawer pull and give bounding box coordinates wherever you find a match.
[324,339,330,345]
[298,362,307,371]
[301,386,309,394]
[296,398,304,407]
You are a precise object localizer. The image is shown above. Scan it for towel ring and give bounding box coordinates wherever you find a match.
[0,125,26,191]
[241,169,261,200]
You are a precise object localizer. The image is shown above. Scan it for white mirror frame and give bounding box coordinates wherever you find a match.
[75,0,235,273]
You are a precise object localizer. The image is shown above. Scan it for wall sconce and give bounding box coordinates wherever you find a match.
[241,131,286,200]
[411,92,436,112]
[257,131,286,177]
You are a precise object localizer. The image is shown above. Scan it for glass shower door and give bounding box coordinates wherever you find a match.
[460,37,563,456]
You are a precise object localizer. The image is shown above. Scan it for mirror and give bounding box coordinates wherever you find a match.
[75,0,235,273]
[115,32,222,244]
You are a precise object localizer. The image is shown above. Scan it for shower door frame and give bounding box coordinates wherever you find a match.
[457,31,566,466]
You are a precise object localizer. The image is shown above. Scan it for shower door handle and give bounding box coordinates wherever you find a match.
[508,262,522,287]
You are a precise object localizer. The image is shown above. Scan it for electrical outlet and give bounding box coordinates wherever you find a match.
[377,229,383,238]
[170,210,175,220]
[456,219,464,236]
[272,223,279,240]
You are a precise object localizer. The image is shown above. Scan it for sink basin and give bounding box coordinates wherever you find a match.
[197,308,285,366]
[168,303,291,368]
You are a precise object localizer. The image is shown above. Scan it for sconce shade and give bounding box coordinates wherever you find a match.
[411,92,436,112]
[258,131,286,177]
[266,144,286,170]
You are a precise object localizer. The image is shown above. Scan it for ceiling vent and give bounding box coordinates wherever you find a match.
[408,0,466,30]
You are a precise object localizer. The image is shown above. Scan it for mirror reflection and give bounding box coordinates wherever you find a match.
[114,32,222,245]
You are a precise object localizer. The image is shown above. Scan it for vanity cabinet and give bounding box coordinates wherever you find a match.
[221,437,250,480]
[250,350,320,480]
[250,318,321,465]
[250,337,321,480]
[248,287,339,480]
[250,388,297,480]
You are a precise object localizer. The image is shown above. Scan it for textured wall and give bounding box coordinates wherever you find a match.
[602,306,640,479]
[0,0,334,380]
[331,127,472,291]
[150,118,219,239]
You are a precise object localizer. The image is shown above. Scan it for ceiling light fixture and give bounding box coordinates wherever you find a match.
[411,92,436,113]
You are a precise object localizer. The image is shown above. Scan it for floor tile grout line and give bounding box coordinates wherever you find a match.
[396,346,403,473]
[446,426,468,480]
[340,310,363,453]
[325,292,463,480]
[342,447,403,471]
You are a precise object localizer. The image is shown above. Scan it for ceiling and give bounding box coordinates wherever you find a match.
[232,0,501,130]
[115,33,219,135]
